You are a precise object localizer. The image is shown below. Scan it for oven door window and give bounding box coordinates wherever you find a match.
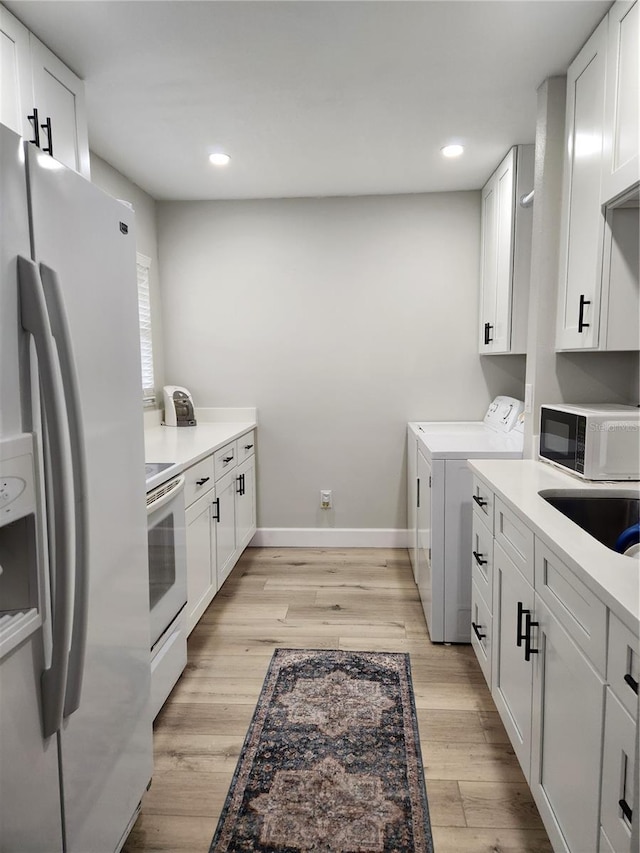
[148,512,177,609]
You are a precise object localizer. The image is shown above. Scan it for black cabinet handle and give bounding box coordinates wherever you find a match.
[472,494,488,508]
[416,477,420,509]
[578,294,591,332]
[244,444,254,450]
[524,612,539,662]
[624,673,639,694]
[241,473,245,495]
[473,550,488,566]
[619,798,633,823]
[213,497,220,522]
[223,455,234,464]
[484,322,494,345]
[28,108,40,146]
[516,601,527,647]
[40,116,53,156]
[236,474,243,495]
[472,622,486,641]
[196,476,210,486]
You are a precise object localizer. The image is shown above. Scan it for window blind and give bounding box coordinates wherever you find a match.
[136,253,156,405]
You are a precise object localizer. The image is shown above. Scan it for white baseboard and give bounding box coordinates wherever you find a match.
[250,528,410,548]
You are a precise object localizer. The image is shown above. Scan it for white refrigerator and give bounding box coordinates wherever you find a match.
[0,123,152,852]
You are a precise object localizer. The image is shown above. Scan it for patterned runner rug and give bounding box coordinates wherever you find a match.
[209,648,433,853]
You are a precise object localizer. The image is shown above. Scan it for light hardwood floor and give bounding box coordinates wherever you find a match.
[123,547,552,853]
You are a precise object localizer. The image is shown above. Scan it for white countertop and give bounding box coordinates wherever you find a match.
[468,459,640,634]
[145,421,256,490]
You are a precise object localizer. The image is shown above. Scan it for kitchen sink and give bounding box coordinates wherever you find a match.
[539,490,640,554]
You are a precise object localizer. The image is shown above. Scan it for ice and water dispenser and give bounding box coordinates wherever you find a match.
[0,434,43,657]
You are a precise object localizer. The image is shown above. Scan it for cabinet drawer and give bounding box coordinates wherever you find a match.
[534,539,607,675]
[607,612,639,720]
[237,430,255,463]
[600,688,636,853]
[471,580,492,688]
[495,498,533,584]
[472,512,494,613]
[214,441,237,481]
[472,475,494,531]
[183,456,215,507]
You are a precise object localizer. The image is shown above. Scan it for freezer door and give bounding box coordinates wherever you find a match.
[0,123,64,853]
[25,144,152,853]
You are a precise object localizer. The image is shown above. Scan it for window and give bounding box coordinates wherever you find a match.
[136,253,156,405]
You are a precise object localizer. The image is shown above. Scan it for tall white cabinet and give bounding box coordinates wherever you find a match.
[0,5,90,177]
[479,145,534,354]
[556,1,639,352]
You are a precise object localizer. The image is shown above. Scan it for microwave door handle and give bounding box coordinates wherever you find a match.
[39,264,89,719]
[18,257,74,738]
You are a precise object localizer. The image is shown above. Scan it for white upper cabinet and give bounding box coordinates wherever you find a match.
[556,11,639,352]
[0,5,90,178]
[479,145,534,355]
[601,0,639,205]
[556,18,608,350]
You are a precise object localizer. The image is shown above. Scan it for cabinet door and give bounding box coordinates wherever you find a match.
[479,148,516,354]
[479,175,498,353]
[530,595,605,853]
[235,455,256,553]
[29,36,90,178]
[0,6,32,136]
[416,450,435,638]
[600,688,635,853]
[491,541,534,779]
[556,18,607,350]
[601,1,639,204]
[216,470,237,589]
[185,491,216,635]
[471,579,492,688]
[407,429,418,581]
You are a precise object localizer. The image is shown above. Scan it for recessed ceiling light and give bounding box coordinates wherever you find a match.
[209,152,231,166]
[441,144,464,158]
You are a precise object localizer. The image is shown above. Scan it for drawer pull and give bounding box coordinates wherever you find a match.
[223,455,234,464]
[196,477,210,486]
[473,550,488,566]
[619,798,633,823]
[472,622,486,641]
[624,673,639,694]
[472,494,488,508]
[244,444,254,450]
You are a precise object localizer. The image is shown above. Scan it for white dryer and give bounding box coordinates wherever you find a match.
[407,396,524,643]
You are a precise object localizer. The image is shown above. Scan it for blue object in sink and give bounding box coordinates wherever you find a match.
[615,522,640,554]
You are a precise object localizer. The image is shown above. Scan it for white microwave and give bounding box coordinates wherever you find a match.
[539,404,640,481]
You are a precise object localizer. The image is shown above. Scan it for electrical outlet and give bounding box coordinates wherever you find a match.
[524,383,533,414]
[320,490,332,509]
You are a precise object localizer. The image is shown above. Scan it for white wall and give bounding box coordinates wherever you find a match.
[157,192,524,533]
[90,152,165,398]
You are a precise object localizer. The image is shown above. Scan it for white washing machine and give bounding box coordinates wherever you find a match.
[407,396,524,643]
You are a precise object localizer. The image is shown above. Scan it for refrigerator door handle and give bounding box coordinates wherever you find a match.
[17,256,74,739]
[39,263,89,719]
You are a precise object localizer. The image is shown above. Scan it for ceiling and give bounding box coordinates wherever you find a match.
[6,0,611,201]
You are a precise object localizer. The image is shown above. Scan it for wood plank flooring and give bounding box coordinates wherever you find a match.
[123,547,552,853]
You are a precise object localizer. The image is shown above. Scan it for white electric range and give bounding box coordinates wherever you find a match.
[408,396,524,643]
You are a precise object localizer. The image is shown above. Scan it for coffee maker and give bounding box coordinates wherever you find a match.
[163,386,197,427]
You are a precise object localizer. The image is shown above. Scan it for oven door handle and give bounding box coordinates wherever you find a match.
[147,475,186,515]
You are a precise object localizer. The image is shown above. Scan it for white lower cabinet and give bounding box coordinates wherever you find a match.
[215,468,237,588]
[183,429,257,634]
[470,471,638,853]
[235,455,256,553]
[530,594,605,853]
[491,541,534,778]
[600,689,636,852]
[185,488,217,634]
